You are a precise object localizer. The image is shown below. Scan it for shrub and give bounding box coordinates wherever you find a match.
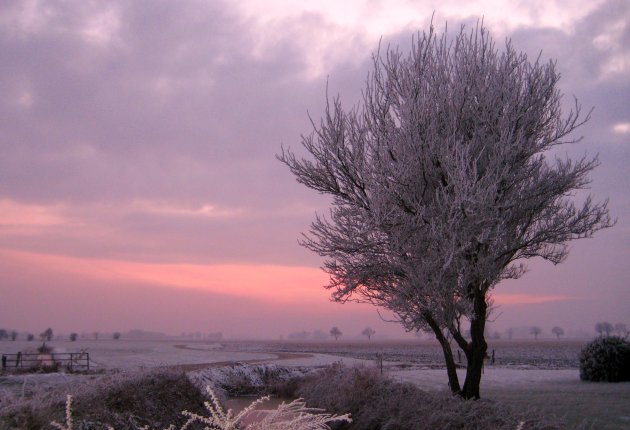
[188,363,309,397]
[51,387,351,430]
[296,363,564,430]
[0,369,209,429]
[579,336,630,382]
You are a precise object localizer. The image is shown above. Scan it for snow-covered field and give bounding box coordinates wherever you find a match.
[2,338,630,429]
[0,338,589,390]
[1,339,275,370]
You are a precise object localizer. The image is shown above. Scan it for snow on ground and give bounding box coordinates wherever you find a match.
[1,339,587,395]
[388,365,579,391]
[259,352,371,368]
[248,352,580,391]
[1,340,276,370]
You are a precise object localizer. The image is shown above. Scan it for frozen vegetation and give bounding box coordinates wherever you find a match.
[2,338,630,428]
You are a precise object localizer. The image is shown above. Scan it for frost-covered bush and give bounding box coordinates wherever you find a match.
[3,367,349,430]
[188,363,308,397]
[296,363,564,430]
[0,369,208,429]
[50,387,351,430]
[579,336,630,382]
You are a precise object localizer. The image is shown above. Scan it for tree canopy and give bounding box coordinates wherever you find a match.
[280,22,612,398]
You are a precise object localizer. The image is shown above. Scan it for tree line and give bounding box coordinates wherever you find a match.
[0,328,122,341]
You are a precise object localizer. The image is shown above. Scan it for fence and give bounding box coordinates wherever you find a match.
[1,351,90,372]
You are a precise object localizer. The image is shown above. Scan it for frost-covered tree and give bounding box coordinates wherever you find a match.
[614,323,629,338]
[362,327,376,340]
[330,326,342,340]
[595,321,613,336]
[40,327,53,342]
[279,22,612,399]
[530,326,542,339]
[551,326,564,339]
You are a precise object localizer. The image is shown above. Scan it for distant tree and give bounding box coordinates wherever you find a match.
[614,323,628,338]
[0,329,7,340]
[40,328,53,342]
[595,322,613,337]
[93,332,99,341]
[506,328,514,340]
[551,326,564,339]
[113,332,121,340]
[69,333,78,341]
[362,327,376,340]
[330,327,342,341]
[530,326,542,340]
[27,333,34,341]
[10,330,18,341]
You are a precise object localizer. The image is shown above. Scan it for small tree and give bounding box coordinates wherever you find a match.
[40,328,53,342]
[279,21,613,399]
[551,326,564,339]
[10,330,18,341]
[113,332,121,340]
[69,333,78,341]
[362,327,376,340]
[595,322,613,337]
[27,333,34,341]
[330,327,342,341]
[530,326,542,340]
[0,329,7,340]
[614,323,628,338]
[93,332,99,341]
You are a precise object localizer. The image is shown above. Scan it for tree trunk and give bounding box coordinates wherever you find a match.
[461,290,488,399]
[438,335,462,395]
[424,312,461,395]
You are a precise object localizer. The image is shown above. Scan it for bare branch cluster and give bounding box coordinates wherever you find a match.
[279,22,613,398]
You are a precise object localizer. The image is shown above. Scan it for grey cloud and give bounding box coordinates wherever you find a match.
[506,0,630,219]
[0,1,362,204]
[0,1,375,266]
[1,0,627,274]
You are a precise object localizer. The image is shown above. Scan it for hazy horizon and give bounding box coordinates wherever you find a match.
[1,0,628,340]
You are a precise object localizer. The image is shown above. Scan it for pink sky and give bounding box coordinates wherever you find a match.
[0,0,628,339]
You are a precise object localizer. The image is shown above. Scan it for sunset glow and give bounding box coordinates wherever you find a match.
[491,294,573,306]
[0,249,329,304]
